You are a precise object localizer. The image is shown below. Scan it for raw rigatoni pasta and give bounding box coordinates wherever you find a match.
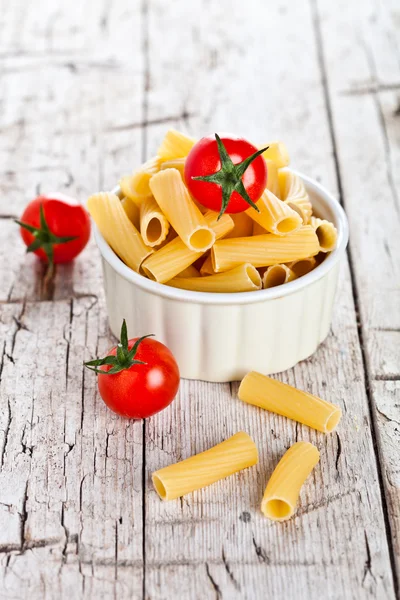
[199,254,215,276]
[246,189,302,236]
[212,226,319,272]
[120,156,161,202]
[287,256,317,277]
[149,168,215,252]
[263,264,296,288]
[252,221,266,235]
[139,196,170,247]
[87,193,153,272]
[152,432,258,501]
[121,197,140,229]
[176,265,200,278]
[265,159,280,197]
[261,142,290,168]
[160,157,186,178]
[142,211,234,283]
[168,264,262,293]
[279,170,312,224]
[157,129,196,161]
[261,442,320,521]
[238,371,342,433]
[225,212,254,239]
[311,217,338,252]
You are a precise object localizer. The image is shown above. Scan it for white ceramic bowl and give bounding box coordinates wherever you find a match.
[94,172,349,382]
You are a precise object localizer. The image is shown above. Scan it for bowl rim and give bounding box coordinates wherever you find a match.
[93,171,349,305]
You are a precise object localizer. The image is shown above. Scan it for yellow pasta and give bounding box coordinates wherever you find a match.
[139,196,170,247]
[157,129,196,161]
[265,159,280,197]
[199,254,215,276]
[212,226,319,272]
[238,371,342,433]
[252,221,266,235]
[120,156,161,202]
[311,216,338,253]
[142,211,234,283]
[152,432,258,501]
[149,168,215,252]
[287,257,317,277]
[168,264,262,293]
[260,142,290,168]
[263,264,297,288]
[225,211,254,239]
[121,197,140,229]
[176,265,200,278]
[261,442,320,521]
[160,157,186,178]
[246,188,302,236]
[279,170,313,224]
[87,193,153,272]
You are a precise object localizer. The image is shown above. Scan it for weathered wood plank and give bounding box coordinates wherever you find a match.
[315,0,400,585]
[143,0,396,598]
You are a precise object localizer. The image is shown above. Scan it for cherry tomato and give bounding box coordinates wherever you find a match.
[85,321,180,419]
[17,194,91,266]
[185,134,268,215]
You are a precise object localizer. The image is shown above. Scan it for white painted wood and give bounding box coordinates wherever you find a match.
[0,0,398,598]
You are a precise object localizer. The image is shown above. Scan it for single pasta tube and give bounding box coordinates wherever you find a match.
[157,128,196,161]
[160,157,186,178]
[152,432,258,501]
[212,226,319,272]
[265,159,280,197]
[176,265,200,278]
[246,189,302,236]
[260,142,290,168]
[311,217,338,253]
[225,211,254,239]
[287,257,317,277]
[168,264,262,293]
[199,254,215,276]
[120,156,161,202]
[149,168,215,252]
[142,210,234,283]
[238,371,342,433]
[261,442,320,521]
[263,264,297,288]
[121,197,140,229]
[279,170,312,224]
[139,196,170,247]
[87,193,153,272]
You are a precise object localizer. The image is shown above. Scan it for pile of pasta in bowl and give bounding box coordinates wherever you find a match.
[88,129,338,293]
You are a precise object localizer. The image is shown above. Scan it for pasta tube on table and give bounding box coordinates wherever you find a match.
[87,192,153,272]
[261,442,320,521]
[152,432,258,501]
[211,226,319,272]
[139,196,170,247]
[287,256,317,277]
[149,168,215,252]
[142,211,234,283]
[168,264,262,293]
[263,264,297,288]
[279,170,312,224]
[157,128,196,161]
[260,142,290,168]
[120,156,161,202]
[238,371,342,433]
[311,216,338,253]
[246,188,302,236]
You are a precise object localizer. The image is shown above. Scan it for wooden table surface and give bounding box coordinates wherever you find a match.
[0,1,399,599]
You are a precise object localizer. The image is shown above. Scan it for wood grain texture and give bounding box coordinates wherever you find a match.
[0,0,399,598]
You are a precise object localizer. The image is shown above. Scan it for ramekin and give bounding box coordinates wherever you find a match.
[94,172,349,382]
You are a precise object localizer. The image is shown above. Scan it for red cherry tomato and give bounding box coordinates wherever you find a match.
[18,194,91,264]
[185,134,268,214]
[85,325,180,419]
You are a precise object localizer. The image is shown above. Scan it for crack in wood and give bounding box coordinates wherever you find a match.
[341,81,400,96]
[221,547,240,591]
[252,536,269,563]
[335,432,342,474]
[205,562,222,599]
[362,531,377,586]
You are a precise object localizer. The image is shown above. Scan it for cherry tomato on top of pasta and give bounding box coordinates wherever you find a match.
[184,134,268,217]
